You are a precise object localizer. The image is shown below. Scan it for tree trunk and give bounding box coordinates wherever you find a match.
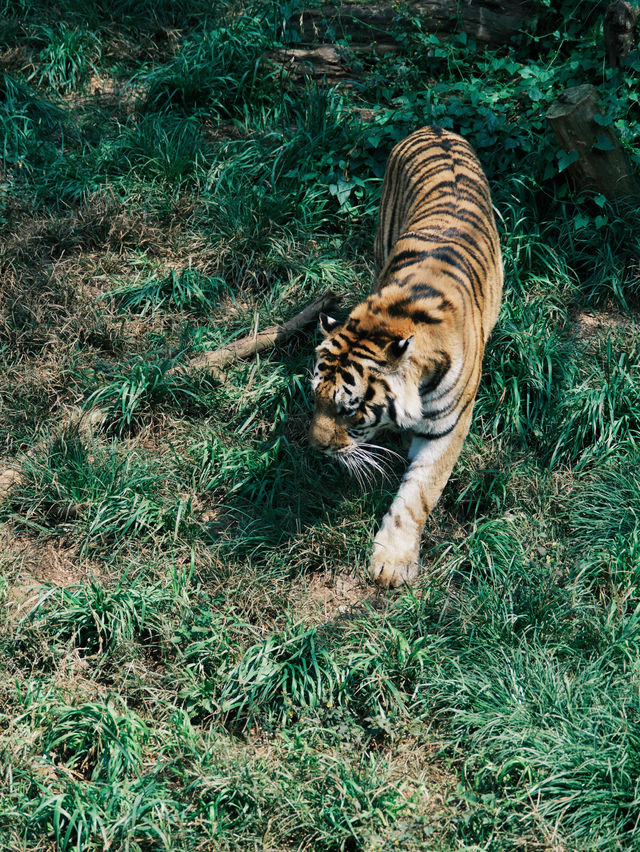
[546,85,640,201]
[603,1,637,68]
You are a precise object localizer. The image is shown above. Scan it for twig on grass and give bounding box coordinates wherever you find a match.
[0,294,339,496]
[168,290,339,377]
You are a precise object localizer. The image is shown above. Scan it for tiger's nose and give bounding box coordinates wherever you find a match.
[308,402,340,452]
[308,419,332,452]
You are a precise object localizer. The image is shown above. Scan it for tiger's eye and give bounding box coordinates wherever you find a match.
[336,403,356,418]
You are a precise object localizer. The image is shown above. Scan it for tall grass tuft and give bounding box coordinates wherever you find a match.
[31,24,100,94]
[218,623,340,728]
[551,339,640,467]
[39,697,149,781]
[0,72,65,173]
[141,14,275,117]
[83,359,211,435]
[110,268,229,315]
[4,430,192,550]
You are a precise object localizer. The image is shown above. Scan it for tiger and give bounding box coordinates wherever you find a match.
[309,125,503,588]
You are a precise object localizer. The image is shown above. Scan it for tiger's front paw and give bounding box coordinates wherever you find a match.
[369,525,420,589]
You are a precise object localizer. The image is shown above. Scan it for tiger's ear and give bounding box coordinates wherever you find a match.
[318,313,341,337]
[385,336,414,363]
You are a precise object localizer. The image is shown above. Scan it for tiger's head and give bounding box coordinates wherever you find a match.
[308,304,422,465]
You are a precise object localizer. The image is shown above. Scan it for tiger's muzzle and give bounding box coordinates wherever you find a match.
[308,400,352,454]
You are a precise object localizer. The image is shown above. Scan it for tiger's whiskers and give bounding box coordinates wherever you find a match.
[338,442,404,486]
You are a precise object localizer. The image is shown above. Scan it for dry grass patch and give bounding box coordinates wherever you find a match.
[299,570,371,623]
[1,529,95,626]
[574,308,636,345]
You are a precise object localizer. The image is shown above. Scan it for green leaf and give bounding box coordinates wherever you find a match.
[593,133,616,151]
[328,177,353,206]
[557,149,579,172]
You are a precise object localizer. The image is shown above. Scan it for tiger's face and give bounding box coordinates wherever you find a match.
[308,311,416,459]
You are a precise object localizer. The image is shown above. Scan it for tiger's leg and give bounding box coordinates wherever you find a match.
[369,406,473,588]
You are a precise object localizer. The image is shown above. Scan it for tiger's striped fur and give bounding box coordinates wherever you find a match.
[309,126,503,587]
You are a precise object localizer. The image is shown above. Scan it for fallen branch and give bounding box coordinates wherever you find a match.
[287,1,534,48]
[169,290,339,377]
[272,1,533,81]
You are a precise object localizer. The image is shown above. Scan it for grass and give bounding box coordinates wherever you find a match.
[31,24,100,94]
[1,0,640,849]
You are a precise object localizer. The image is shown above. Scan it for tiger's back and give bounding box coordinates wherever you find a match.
[374,125,502,338]
[309,126,503,588]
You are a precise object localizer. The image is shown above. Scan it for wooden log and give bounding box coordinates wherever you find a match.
[269,42,400,83]
[546,85,640,201]
[269,45,351,82]
[286,0,534,48]
[604,1,637,68]
[273,0,534,81]
[169,291,339,377]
